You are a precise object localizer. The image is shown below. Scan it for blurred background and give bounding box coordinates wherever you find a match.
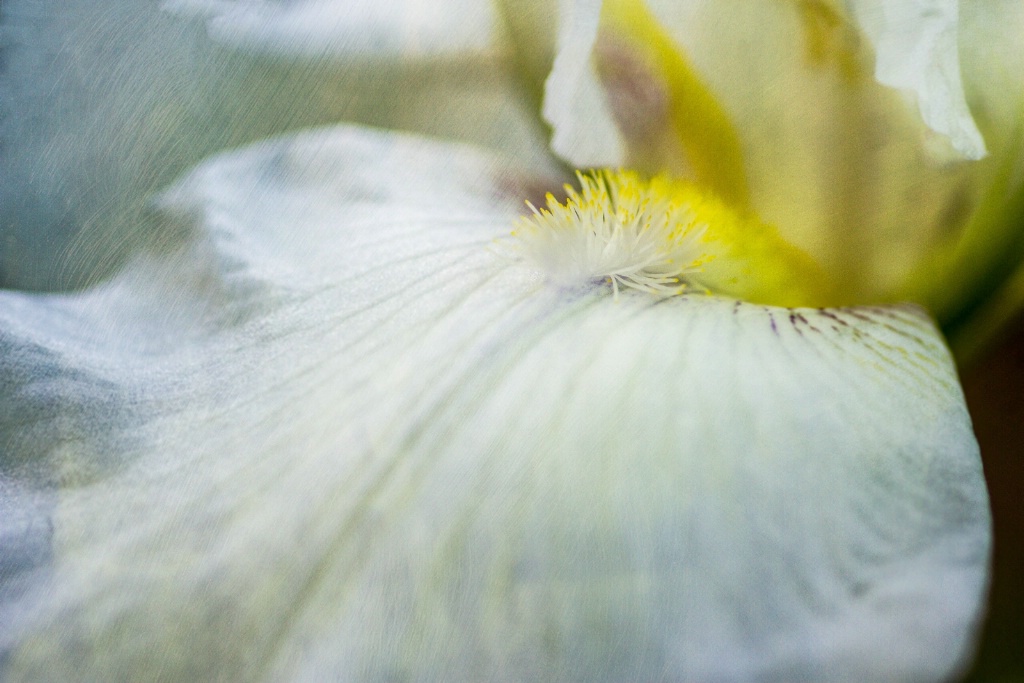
[964,312,1024,682]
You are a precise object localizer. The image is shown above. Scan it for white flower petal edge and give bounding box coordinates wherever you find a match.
[541,0,989,167]
[0,126,990,681]
[542,0,626,167]
[845,0,987,160]
[160,0,496,58]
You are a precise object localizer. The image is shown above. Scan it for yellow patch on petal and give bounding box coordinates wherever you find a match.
[595,0,750,209]
[511,169,832,307]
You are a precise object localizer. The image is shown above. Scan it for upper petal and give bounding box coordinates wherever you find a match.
[528,0,1003,308]
[0,126,990,681]
[542,0,627,167]
[920,0,1024,357]
[845,0,986,160]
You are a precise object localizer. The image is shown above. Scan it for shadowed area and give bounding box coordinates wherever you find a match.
[962,310,1024,682]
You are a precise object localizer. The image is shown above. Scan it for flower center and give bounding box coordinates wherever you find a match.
[512,170,720,297]
[511,169,833,307]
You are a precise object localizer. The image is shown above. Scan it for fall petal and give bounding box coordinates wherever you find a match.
[0,126,990,681]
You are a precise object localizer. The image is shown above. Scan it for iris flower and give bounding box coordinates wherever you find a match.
[0,0,1020,680]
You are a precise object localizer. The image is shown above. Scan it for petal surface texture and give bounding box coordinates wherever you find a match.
[161,0,496,57]
[0,0,546,290]
[543,0,626,166]
[0,127,990,682]
[845,0,986,160]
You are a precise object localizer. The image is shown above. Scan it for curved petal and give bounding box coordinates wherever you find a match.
[845,0,986,160]
[160,0,496,58]
[929,1,1024,357]
[0,126,990,681]
[0,0,546,291]
[959,0,1024,151]
[530,0,998,305]
[542,0,626,166]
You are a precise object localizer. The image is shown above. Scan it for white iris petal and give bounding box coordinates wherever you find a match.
[0,127,989,681]
[161,0,496,58]
[542,0,626,166]
[541,0,989,169]
[846,0,988,160]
